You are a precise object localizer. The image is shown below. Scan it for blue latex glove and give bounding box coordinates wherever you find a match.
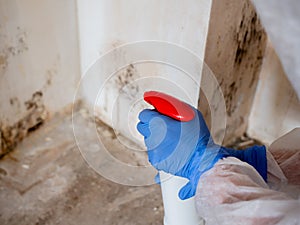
[137,107,267,200]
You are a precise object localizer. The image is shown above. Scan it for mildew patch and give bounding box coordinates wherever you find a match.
[223,1,266,117]
[115,64,140,99]
[224,81,238,116]
[0,54,8,70]
[0,91,48,158]
[46,71,53,86]
[234,7,264,66]
[9,97,20,107]
[43,69,55,89]
[0,27,28,74]
[43,56,60,90]
[202,0,267,144]
[9,97,21,115]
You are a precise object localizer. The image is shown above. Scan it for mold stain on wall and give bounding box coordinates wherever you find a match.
[224,3,266,117]
[0,54,8,71]
[115,64,140,99]
[201,0,267,144]
[0,27,28,75]
[0,92,48,158]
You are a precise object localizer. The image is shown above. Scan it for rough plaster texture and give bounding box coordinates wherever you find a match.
[199,0,267,145]
[0,0,80,126]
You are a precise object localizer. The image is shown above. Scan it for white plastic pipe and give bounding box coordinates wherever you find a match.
[160,171,204,225]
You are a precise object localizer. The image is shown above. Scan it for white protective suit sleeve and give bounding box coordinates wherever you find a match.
[195,129,300,225]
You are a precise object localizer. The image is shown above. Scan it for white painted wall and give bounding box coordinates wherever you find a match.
[76,2,212,224]
[248,41,300,145]
[77,0,212,73]
[76,0,212,144]
[251,0,300,99]
[1,0,298,158]
[1,1,299,224]
[248,0,300,144]
[0,0,80,125]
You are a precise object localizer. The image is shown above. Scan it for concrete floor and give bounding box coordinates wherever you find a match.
[0,109,163,225]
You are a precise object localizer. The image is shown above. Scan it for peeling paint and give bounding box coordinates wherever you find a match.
[0,91,48,158]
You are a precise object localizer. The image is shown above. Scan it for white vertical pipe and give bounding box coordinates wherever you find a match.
[160,172,203,225]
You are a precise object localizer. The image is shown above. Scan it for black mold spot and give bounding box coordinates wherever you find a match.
[0,91,47,158]
[9,97,19,107]
[25,91,43,110]
[229,81,236,88]
[234,9,265,66]
[0,167,7,176]
[27,121,44,132]
[115,64,139,99]
[225,81,239,116]
[44,67,57,89]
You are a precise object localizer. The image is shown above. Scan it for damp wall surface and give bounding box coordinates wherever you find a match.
[76,0,213,144]
[199,0,267,145]
[0,0,299,157]
[200,0,300,146]
[77,0,299,147]
[0,0,81,156]
[248,41,300,145]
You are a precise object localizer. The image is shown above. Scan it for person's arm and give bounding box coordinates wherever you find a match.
[268,128,300,187]
[137,92,300,224]
[195,147,300,225]
[137,101,268,200]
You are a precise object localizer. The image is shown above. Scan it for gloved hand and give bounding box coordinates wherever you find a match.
[137,105,267,200]
[195,157,297,225]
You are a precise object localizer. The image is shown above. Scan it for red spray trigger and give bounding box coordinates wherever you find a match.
[143,91,195,122]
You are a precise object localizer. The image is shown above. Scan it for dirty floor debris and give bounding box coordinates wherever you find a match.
[0,110,163,225]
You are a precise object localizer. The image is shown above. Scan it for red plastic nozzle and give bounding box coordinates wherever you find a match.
[144,91,195,122]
